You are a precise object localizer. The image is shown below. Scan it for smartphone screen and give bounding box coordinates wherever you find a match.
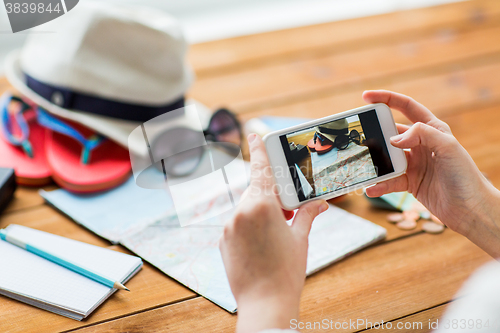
[279,109,394,201]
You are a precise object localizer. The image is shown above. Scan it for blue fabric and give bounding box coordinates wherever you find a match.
[26,74,185,122]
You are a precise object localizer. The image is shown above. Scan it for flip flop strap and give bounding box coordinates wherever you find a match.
[0,92,34,158]
[315,132,334,146]
[36,109,105,164]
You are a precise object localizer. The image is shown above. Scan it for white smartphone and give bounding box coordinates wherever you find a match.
[263,103,407,210]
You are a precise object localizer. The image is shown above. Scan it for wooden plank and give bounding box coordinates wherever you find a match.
[71,231,492,333]
[240,59,500,132]
[0,206,196,333]
[445,104,500,187]
[189,25,500,111]
[332,194,426,241]
[0,206,110,247]
[189,0,500,75]
[72,297,236,333]
[363,303,447,332]
[297,231,491,333]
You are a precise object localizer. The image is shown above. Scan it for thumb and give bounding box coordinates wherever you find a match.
[292,200,329,238]
[390,122,451,152]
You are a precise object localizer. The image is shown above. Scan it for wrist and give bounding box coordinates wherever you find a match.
[463,180,500,258]
[236,292,301,333]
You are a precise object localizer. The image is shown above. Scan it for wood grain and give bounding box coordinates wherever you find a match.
[189,0,500,76]
[72,231,492,333]
[0,206,110,247]
[72,297,237,333]
[445,104,500,187]
[189,24,500,112]
[240,59,500,129]
[363,303,448,332]
[297,231,492,333]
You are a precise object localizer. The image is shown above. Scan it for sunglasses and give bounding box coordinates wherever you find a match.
[150,108,242,178]
[314,129,361,150]
[335,129,361,150]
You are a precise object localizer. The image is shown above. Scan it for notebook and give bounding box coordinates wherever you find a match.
[0,224,143,320]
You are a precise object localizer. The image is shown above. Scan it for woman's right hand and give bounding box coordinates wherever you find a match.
[363,90,500,258]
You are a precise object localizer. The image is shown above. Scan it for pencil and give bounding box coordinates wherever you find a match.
[0,229,130,291]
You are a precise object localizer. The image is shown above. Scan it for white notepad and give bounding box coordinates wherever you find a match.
[0,225,143,320]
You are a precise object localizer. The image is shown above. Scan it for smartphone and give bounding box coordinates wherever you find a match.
[263,103,407,210]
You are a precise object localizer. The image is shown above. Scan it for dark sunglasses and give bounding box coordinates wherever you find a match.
[314,129,361,151]
[151,108,242,178]
[335,129,361,150]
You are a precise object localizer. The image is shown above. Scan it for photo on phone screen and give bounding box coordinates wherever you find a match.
[279,109,394,201]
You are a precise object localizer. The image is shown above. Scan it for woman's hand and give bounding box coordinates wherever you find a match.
[363,90,500,258]
[219,134,328,333]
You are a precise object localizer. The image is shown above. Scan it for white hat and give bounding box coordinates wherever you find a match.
[4,1,209,155]
[316,118,349,143]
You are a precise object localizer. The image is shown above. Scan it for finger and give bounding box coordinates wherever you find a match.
[292,200,329,238]
[362,90,436,124]
[396,123,410,134]
[390,122,453,152]
[365,174,409,197]
[282,209,295,220]
[247,134,274,189]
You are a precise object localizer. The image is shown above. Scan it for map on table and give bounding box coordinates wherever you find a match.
[40,176,173,244]
[311,143,377,196]
[42,154,386,313]
[120,204,386,313]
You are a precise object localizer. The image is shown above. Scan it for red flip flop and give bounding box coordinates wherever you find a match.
[311,132,334,154]
[0,93,52,186]
[38,109,131,193]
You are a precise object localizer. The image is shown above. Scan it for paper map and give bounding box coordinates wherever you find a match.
[120,204,386,312]
[42,154,386,313]
[312,143,377,196]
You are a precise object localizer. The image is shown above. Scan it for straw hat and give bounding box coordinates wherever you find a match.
[316,118,349,143]
[4,1,208,156]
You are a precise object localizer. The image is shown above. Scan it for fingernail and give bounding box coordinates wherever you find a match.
[319,202,329,214]
[248,133,257,143]
[391,134,403,143]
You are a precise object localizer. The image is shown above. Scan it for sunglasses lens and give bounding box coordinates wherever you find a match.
[209,109,241,146]
[151,128,206,176]
[336,135,349,150]
[163,146,205,177]
[350,129,361,144]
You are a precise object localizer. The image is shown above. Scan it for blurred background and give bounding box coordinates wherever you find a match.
[0,0,461,74]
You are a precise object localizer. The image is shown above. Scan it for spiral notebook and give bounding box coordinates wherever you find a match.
[0,225,143,320]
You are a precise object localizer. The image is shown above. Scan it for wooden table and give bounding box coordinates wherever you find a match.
[1,0,499,331]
